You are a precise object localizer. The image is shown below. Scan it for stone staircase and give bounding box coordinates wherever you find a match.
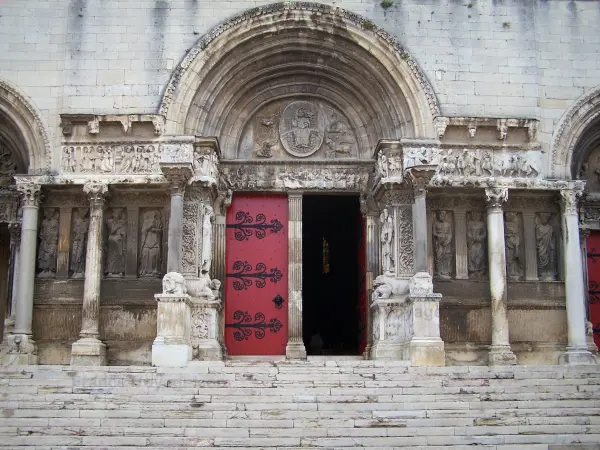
[1,360,600,449]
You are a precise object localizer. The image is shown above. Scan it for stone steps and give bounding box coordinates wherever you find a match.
[0,362,599,448]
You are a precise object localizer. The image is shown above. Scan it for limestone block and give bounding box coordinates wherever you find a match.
[152,292,192,367]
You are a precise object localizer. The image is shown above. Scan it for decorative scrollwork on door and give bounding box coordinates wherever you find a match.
[226,260,283,290]
[227,211,284,241]
[225,310,283,341]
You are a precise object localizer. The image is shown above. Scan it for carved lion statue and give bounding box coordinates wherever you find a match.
[162,272,187,295]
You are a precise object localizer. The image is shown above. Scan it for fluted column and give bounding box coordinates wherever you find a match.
[4,224,20,335]
[167,182,185,273]
[71,182,108,366]
[286,191,306,359]
[559,189,595,364]
[5,183,40,364]
[360,195,379,359]
[485,188,516,366]
[211,189,232,283]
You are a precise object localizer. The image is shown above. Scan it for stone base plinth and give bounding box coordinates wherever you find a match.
[196,340,224,360]
[70,337,107,366]
[370,341,404,360]
[409,338,445,366]
[0,334,39,365]
[488,345,517,366]
[560,347,597,365]
[286,341,307,359]
[152,338,192,367]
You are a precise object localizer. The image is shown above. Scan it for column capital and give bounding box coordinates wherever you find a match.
[16,182,41,208]
[163,166,193,196]
[406,167,436,198]
[83,181,108,207]
[485,187,508,212]
[560,189,582,216]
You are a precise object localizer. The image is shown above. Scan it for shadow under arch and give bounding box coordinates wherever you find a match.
[551,85,600,180]
[0,78,52,175]
[159,2,440,159]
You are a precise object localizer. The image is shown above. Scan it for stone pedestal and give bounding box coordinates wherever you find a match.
[407,296,445,366]
[485,188,517,366]
[190,294,224,360]
[559,190,595,365]
[152,293,193,367]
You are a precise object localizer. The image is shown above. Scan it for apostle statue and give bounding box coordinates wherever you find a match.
[70,208,89,278]
[139,210,163,277]
[467,211,486,279]
[535,212,557,281]
[432,210,453,279]
[105,208,126,277]
[504,212,523,280]
[37,208,59,278]
[380,208,394,275]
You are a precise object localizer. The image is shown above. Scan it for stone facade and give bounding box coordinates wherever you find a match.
[0,1,599,367]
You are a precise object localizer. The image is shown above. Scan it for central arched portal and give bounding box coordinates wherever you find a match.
[161,3,439,358]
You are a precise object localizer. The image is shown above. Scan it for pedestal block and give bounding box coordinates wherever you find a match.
[152,294,192,367]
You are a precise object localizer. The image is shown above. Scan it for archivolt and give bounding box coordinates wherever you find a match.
[159,2,440,158]
[551,85,600,179]
[0,77,52,174]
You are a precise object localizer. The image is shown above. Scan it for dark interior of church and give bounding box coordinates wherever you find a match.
[302,195,362,355]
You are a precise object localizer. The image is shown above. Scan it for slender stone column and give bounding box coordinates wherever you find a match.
[485,188,516,366]
[454,210,468,280]
[559,189,595,364]
[286,191,306,359]
[71,182,108,366]
[360,194,379,358]
[4,183,42,364]
[167,182,185,273]
[212,189,232,283]
[4,224,20,334]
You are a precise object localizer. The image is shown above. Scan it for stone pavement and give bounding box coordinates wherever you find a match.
[0,359,599,449]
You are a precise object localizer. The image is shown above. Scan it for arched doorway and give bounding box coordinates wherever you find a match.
[160,3,439,357]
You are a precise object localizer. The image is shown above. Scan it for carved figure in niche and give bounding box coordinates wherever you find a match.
[121,146,134,173]
[456,151,466,176]
[37,208,59,277]
[481,151,493,176]
[100,147,114,173]
[70,208,89,278]
[139,210,163,277]
[388,156,402,177]
[105,208,127,277]
[0,147,16,176]
[201,204,214,275]
[472,151,482,177]
[432,210,453,280]
[62,147,76,173]
[380,208,395,275]
[463,150,475,177]
[377,151,389,178]
[467,211,487,279]
[504,212,523,280]
[535,212,557,281]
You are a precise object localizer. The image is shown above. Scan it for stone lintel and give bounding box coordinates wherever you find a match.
[60,113,166,136]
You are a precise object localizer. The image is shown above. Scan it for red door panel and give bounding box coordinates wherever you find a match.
[225,194,288,355]
[587,232,600,348]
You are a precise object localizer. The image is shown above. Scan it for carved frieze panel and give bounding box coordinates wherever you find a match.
[62,144,160,174]
[396,206,414,277]
[238,99,359,159]
[505,194,558,212]
[37,208,59,278]
[0,144,18,180]
[380,208,395,275]
[380,189,413,206]
[504,211,524,281]
[432,210,454,280]
[191,308,211,340]
[427,195,485,211]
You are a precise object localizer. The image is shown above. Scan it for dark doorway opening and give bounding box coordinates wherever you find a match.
[302,195,362,355]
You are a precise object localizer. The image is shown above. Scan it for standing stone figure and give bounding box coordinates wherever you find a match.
[70,208,89,278]
[37,208,59,278]
[535,212,557,281]
[467,211,487,279]
[504,212,523,281]
[380,208,394,275]
[201,204,214,275]
[139,210,163,277]
[432,210,453,279]
[105,208,127,277]
[377,151,389,178]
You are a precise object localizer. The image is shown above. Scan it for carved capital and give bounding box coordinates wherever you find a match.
[215,189,232,216]
[406,167,436,198]
[83,181,108,208]
[485,187,508,212]
[560,189,582,216]
[162,165,193,196]
[16,183,41,208]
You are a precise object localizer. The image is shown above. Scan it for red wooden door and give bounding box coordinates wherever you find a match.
[586,231,600,349]
[225,194,288,355]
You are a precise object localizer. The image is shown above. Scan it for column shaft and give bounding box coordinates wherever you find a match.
[167,188,184,273]
[413,194,428,273]
[454,210,468,280]
[212,215,226,282]
[14,204,39,335]
[485,188,516,366]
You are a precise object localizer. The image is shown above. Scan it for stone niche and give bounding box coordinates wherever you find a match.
[33,188,168,365]
[427,191,567,365]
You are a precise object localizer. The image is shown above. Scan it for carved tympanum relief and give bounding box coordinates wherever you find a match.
[104,208,127,277]
[504,212,524,281]
[70,208,89,278]
[380,208,395,275]
[466,211,487,279]
[432,210,454,280]
[139,210,163,277]
[238,99,358,159]
[37,208,59,278]
[535,212,558,281]
[377,151,403,179]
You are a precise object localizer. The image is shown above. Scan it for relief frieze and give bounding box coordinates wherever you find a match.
[62,144,160,175]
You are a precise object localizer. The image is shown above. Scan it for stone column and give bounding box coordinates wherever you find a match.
[360,195,379,359]
[286,191,306,359]
[167,182,185,273]
[3,224,20,340]
[559,189,595,364]
[212,189,232,283]
[454,210,468,280]
[71,182,108,366]
[5,183,41,364]
[485,188,517,366]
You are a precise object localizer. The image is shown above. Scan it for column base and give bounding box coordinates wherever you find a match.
[409,338,445,366]
[0,334,38,365]
[488,345,517,366]
[560,347,597,365]
[152,337,192,367]
[70,337,107,366]
[370,341,404,360]
[195,340,224,361]
[286,341,307,360]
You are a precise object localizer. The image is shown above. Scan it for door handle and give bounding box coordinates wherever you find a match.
[272,294,284,309]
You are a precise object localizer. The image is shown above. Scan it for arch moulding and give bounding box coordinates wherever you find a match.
[0,77,52,174]
[551,85,600,180]
[158,2,441,147]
